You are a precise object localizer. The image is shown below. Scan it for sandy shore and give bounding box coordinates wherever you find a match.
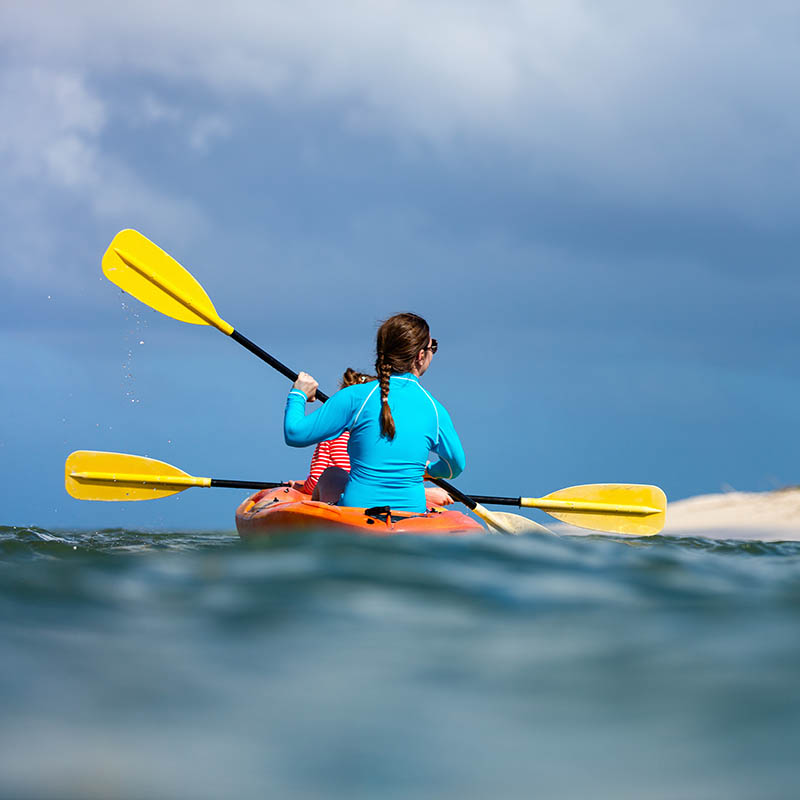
[663,487,800,540]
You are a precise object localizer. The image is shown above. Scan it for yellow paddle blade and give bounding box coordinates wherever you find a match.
[65,450,210,501]
[101,229,234,335]
[523,484,667,535]
[474,504,555,536]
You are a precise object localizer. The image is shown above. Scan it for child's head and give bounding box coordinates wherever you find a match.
[340,368,376,389]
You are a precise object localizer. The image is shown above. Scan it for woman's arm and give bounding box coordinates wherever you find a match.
[426,402,465,480]
[284,379,354,448]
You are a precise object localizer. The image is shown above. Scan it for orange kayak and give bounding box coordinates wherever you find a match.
[235,487,485,538]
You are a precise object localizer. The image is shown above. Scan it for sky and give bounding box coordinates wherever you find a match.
[2,1,799,529]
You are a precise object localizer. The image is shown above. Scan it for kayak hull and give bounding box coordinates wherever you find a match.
[235,487,485,538]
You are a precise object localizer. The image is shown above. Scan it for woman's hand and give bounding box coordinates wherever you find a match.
[293,371,318,402]
[425,486,454,507]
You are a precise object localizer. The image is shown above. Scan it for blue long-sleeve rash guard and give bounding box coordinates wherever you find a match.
[284,373,465,513]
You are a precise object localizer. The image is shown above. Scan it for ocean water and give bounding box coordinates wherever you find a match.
[1,524,799,799]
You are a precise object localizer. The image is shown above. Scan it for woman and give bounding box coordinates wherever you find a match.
[284,313,464,513]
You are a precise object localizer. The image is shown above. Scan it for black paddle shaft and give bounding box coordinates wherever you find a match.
[429,477,478,510]
[459,494,521,507]
[231,329,330,403]
[428,482,522,509]
[210,479,287,490]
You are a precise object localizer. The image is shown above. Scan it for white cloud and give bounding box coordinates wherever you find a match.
[2,2,800,223]
[131,95,232,154]
[139,93,183,125]
[0,68,202,290]
[0,69,105,183]
[189,115,232,153]
[0,67,198,212]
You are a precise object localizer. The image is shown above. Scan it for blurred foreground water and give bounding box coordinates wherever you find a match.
[1,523,799,799]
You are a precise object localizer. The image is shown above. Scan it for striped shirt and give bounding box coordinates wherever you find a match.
[301,432,351,494]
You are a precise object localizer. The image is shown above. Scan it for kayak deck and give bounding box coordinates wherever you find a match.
[235,487,485,538]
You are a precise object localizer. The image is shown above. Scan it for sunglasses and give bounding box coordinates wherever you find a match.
[424,338,438,354]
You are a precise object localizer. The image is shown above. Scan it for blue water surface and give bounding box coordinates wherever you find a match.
[1,524,799,799]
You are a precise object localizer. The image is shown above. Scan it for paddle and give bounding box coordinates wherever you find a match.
[65,450,285,501]
[102,230,329,401]
[465,484,666,536]
[65,450,664,535]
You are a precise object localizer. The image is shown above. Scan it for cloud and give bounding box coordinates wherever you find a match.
[131,94,232,154]
[0,68,203,292]
[3,1,800,228]
[3,1,799,311]
[0,68,105,184]
[189,115,233,153]
[0,68,202,221]
[139,93,183,125]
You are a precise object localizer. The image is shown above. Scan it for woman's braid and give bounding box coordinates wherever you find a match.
[377,354,396,440]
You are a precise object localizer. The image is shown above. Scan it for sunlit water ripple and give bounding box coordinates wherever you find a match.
[1,524,799,799]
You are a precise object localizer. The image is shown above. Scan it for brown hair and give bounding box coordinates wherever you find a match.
[340,368,376,389]
[375,312,431,440]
